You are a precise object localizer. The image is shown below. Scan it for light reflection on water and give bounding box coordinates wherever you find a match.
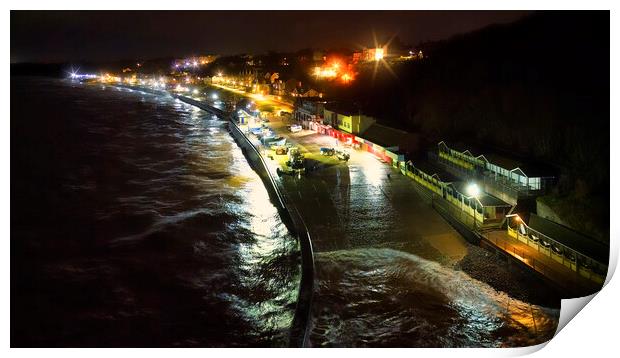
[11,78,300,347]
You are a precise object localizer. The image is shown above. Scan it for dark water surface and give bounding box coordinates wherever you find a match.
[11,78,300,347]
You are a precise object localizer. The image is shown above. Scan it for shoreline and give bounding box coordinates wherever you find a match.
[112,83,315,347]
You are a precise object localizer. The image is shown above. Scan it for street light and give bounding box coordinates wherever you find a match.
[466,183,480,197]
[508,214,522,223]
[506,214,523,239]
[374,48,384,61]
[212,93,218,100]
[466,183,481,229]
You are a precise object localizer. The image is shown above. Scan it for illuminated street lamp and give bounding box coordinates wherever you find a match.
[466,183,480,197]
[466,183,481,229]
[212,93,218,100]
[192,89,199,95]
[374,48,384,61]
[506,214,524,239]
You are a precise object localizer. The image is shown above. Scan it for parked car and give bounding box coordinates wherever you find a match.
[336,149,350,161]
[289,124,302,133]
[320,147,335,156]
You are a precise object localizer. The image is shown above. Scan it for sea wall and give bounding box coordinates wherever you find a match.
[173,95,315,348]
[114,84,169,97]
[171,94,227,118]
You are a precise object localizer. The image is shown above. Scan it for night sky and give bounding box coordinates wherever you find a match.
[11,10,531,63]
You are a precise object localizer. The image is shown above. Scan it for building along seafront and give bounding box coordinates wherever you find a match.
[429,140,608,293]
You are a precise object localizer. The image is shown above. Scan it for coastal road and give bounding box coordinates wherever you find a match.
[210,83,294,112]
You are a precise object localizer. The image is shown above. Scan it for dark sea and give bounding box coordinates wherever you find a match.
[11,77,300,347]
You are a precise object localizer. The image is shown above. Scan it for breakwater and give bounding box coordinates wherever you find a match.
[170,94,228,118]
[114,84,169,97]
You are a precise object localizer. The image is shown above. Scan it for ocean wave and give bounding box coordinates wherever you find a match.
[310,248,559,347]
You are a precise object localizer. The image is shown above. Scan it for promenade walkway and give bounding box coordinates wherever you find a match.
[482,229,602,296]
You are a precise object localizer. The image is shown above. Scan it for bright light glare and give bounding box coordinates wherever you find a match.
[466,183,480,198]
[314,67,337,78]
[375,48,384,61]
[192,89,199,95]
[212,93,218,100]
